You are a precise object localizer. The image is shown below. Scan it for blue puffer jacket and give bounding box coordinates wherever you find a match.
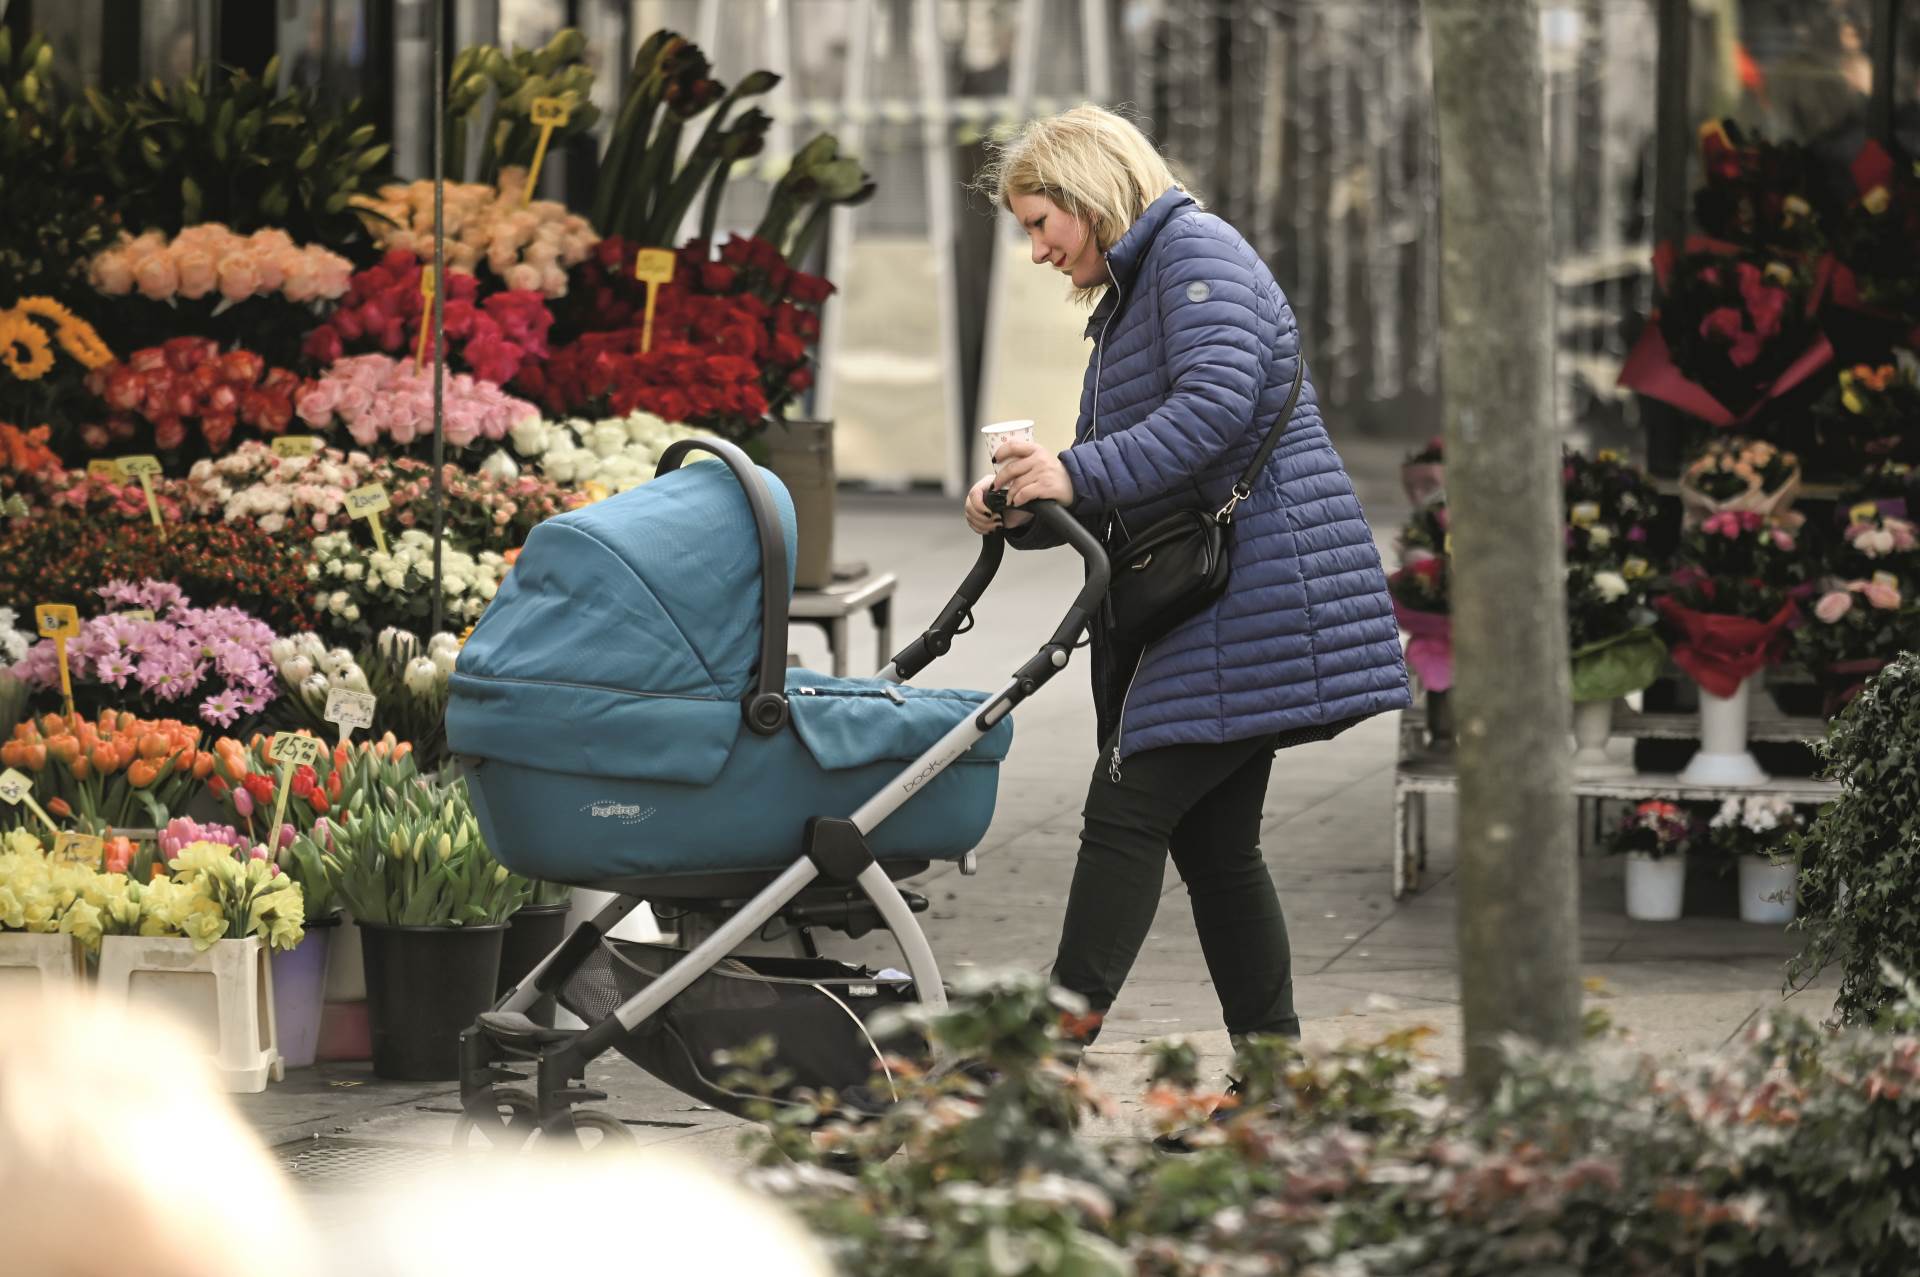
[1015,187,1410,758]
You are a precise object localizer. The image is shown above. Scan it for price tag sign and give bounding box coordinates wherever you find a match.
[0,767,57,833]
[117,454,166,540]
[414,267,437,372]
[1874,571,1900,592]
[346,484,391,554]
[1851,502,1882,525]
[88,458,123,480]
[272,435,322,459]
[635,248,676,354]
[583,480,612,504]
[36,604,79,718]
[524,96,573,205]
[51,831,104,867]
[118,608,156,623]
[265,732,323,845]
[323,688,377,746]
[1569,502,1601,527]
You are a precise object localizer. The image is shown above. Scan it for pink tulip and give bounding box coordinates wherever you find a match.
[1770,529,1795,551]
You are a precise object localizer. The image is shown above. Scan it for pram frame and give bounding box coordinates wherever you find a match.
[459,437,1109,1141]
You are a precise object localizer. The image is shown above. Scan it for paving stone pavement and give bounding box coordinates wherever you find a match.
[242,440,1832,1175]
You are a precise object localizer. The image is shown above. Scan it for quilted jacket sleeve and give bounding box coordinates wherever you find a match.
[1058,223,1275,516]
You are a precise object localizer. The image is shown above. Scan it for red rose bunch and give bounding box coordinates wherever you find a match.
[537,234,832,433]
[84,337,302,454]
[302,250,555,390]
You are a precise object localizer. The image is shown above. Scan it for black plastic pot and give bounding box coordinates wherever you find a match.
[496,902,571,1028]
[359,921,506,1081]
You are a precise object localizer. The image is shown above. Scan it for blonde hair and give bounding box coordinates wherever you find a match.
[977,104,1197,302]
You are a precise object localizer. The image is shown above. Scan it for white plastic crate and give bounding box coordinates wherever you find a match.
[97,935,283,1092]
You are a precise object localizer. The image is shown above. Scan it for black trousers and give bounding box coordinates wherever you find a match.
[1049,729,1299,1042]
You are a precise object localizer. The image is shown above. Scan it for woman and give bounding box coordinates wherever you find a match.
[965,105,1410,1049]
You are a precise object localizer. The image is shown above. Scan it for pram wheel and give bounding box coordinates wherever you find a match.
[452,1088,538,1153]
[551,1110,638,1153]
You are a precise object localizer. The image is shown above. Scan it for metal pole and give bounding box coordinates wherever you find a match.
[1869,0,1898,146]
[972,0,1042,453]
[430,0,447,636]
[913,0,968,497]
[1650,0,1691,269]
[815,0,876,425]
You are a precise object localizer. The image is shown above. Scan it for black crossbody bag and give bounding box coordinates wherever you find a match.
[1102,355,1305,649]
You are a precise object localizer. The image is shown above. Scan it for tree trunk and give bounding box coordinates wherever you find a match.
[1424,0,1582,1096]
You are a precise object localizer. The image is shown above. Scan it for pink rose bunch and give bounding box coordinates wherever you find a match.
[300,251,554,389]
[356,169,597,297]
[89,225,354,306]
[1813,577,1903,623]
[1842,513,1919,559]
[295,354,539,451]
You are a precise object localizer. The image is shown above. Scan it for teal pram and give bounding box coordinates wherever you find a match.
[446,438,1108,1145]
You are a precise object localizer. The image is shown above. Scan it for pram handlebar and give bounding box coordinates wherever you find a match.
[656,437,793,736]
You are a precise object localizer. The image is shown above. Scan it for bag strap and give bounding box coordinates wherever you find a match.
[1216,349,1307,525]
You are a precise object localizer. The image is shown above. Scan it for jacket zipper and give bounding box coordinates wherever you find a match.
[1094,253,1144,782]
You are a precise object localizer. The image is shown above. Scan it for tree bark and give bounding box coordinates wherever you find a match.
[1424,0,1582,1096]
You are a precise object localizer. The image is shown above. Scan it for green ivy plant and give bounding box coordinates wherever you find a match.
[73,57,389,250]
[1788,651,1920,1023]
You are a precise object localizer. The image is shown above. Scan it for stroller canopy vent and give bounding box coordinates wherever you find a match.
[448,460,797,785]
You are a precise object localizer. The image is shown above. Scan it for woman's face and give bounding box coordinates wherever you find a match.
[1010,192,1104,288]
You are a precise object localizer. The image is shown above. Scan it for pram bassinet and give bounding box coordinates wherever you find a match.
[448,456,1013,881]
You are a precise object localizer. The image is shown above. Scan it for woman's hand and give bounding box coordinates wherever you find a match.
[965,474,1032,533]
[994,440,1075,510]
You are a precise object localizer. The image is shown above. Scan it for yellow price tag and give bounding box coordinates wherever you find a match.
[88,458,123,480]
[272,435,323,459]
[37,604,79,719]
[1852,502,1882,524]
[0,767,57,834]
[118,608,156,623]
[1569,502,1601,527]
[414,267,437,372]
[51,831,104,867]
[346,484,391,554]
[523,97,573,206]
[117,455,166,539]
[1873,571,1900,592]
[583,481,611,504]
[635,248,676,355]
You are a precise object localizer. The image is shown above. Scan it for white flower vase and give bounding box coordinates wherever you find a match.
[1569,698,1632,779]
[97,935,283,1093]
[1625,853,1686,921]
[1738,854,1798,924]
[0,932,87,995]
[1678,676,1769,787]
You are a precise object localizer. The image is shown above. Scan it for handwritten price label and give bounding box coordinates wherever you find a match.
[523,97,573,206]
[88,459,123,480]
[270,733,324,769]
[0,768,56,833]
[323,688,377,745]
[347,484,391,554]
[117,455,166,538]
[1874,571,1900,592]
[118,609,156,623]
[1569,502,1601,527]
[272,435,322,459]
[51,831,104,867]
[1851,502,1882,524]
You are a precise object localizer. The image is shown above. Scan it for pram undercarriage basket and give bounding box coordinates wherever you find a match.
[447,437,1109,1147]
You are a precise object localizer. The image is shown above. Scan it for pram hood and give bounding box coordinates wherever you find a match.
[447,459,1012,790]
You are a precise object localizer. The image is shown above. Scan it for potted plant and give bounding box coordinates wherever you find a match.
[1389,501,1452,761]
[323,748,529,1080]
[1706,795,1805,924]
[0,828,90,989]
[94,837,306,1092]
[1603,799,1695,921]
[1654,507,1804,786]
[1562,450,1665,778]
[1792,503,1919,716]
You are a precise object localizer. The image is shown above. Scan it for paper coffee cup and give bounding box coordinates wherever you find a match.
[982,419,1036,476]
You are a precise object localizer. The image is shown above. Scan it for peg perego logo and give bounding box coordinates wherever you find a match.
[580,800,657,825]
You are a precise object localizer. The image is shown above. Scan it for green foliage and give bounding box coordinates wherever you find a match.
[1789,651,1920,1023]
[747,967,1920,1275]
[444,28,601,186]
[0,32,121,301]
[72,58,388,250]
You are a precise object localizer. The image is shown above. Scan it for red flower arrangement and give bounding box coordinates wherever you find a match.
[1690,119,1824,256]
[535,234,830,437]
[1619,238,1832,429]
[301,250,556,390]
[83,337,303,456]
[1653,510,1804,697]
[1828,139,1920,317]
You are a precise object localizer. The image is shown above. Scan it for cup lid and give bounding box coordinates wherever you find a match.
[981,419,1035,434]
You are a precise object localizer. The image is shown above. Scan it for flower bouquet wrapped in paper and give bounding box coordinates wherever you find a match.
[1619,238,1832,429]
[1563,449,1665,701]
[1654,510,1804,697]
[1810,355,1920,470]
[1677,437,1802,526]
[1828,140,1920,317]
[1388,502,1451,692]
[1690,120,1826,258]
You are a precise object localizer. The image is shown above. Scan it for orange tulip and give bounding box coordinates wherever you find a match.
[90,744,115,773]
[69,755,89,781]
[192,751,214,780]
[114,738,136,770]
[128,759,158,789]
[12,722,32,741]
[39,713,63,735]
[137,732,170,761]
[0,741,21,769]
[47,797,71,818]
[24,743,45,771]
[48,737,78,765]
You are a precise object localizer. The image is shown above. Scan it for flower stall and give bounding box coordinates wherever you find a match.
[0,22,866,1083]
